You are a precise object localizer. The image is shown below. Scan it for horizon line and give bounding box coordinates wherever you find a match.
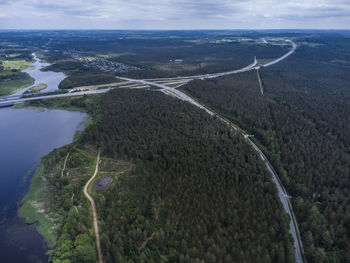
[0,28,349,31]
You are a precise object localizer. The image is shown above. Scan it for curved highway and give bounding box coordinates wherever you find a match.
[262,40,297,67]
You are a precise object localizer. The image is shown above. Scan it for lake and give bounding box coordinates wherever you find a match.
[0,107,86,262]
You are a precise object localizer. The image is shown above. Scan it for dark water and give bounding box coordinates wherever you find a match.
[93,176,113,192]
[0,107,86,262]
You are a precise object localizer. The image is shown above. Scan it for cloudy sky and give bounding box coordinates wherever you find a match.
[0,0,349,29]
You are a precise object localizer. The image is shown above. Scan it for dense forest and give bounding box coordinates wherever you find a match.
[183,35,350,262]
[81,90,295,263]
[30,89,296,263]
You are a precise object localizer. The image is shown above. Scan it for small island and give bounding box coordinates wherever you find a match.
[24,83,47,94]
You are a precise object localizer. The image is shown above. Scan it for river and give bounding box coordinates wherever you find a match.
[11,53,66,97]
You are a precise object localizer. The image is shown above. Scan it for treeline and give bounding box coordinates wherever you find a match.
[0,49,33,61]
[78,89,295,262]
[59,72,117,89]
[183,35,350,262]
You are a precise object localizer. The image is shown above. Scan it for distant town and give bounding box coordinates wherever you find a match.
[63,50,140,73]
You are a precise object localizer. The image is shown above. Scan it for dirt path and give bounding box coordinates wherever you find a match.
[61,152,70,177]
[83,151,103,263]
[138,232,155,252]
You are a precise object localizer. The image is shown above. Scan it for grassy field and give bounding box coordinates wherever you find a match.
[166,82,186,88]
[19,96,95,113]
[18,164,57,247]
[0,75,34,96]
[0,58,34,96]
[257,58,275,65]
[96,52,135,59]
[2,60,31,70]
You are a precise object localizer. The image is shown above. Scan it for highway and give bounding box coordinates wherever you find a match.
[247,138,304,263]
[262,40,297,67]
[0,88,112,107]
[0,39,304,262]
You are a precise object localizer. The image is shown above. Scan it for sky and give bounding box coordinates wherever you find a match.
[0,0,349,29]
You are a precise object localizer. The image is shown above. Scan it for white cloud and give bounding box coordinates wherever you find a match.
[0,0,349,29]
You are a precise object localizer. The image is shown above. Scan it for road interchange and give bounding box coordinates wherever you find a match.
[0,39,305,263]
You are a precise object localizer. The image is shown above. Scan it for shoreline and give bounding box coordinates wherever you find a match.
[18,163,57,247]
[17,102,89,250]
